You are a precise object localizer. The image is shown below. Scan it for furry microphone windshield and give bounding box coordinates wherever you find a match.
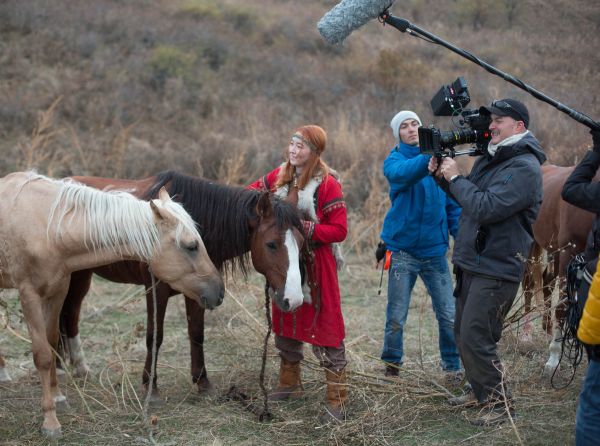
[317,0,396,45]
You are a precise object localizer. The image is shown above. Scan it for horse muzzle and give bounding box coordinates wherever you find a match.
[198,277,225,310]
[272,287,302,313]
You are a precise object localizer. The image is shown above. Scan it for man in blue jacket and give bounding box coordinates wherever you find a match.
[380,110,462,381]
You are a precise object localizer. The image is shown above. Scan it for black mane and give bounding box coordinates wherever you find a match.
[143,171,302,277]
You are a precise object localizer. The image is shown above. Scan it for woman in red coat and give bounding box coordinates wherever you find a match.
[248,125,348,423]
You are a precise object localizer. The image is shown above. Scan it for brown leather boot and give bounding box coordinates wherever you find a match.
[319,368,348,423]
[270,358,303,401]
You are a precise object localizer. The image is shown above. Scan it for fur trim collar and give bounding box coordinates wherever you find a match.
[274,167,345,279]
[275,176,323,223]
[274,172,323,223]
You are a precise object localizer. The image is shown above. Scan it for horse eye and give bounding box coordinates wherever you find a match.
[185,241,199,252]
[266,241,277,251]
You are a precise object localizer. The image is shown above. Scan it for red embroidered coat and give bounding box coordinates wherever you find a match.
[248,166,347,347]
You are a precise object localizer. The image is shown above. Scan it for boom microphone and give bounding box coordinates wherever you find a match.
[317,0,395,45]
[318,2,599,130]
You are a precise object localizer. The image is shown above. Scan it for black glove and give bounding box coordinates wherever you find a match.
[591,128,600,153]
[375,241,386,263]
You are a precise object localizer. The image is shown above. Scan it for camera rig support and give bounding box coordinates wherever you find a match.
[418,76,493,157]
[378,11,600,131]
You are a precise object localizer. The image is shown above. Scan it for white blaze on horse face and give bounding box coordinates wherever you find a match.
[283,229,303,311]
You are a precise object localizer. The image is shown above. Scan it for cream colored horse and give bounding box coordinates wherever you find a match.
[0,171,224,439]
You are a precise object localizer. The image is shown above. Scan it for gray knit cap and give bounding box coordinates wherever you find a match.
[390,111,422,144]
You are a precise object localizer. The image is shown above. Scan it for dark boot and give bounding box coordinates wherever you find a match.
[270,358,303,401]
[469,402,516,426]
[318,368,348,423]
[447,390,480,407]
[468,388,515,426]
[384,364,400,377]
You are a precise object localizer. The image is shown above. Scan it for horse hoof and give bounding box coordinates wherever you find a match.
[41,426,62,440]
[543,364,559,378]
[196,377,212,394]
[148,393,165,407]
[73,365,90,378]
[0,368,12,382]
[142,387,165,406]
[55,396,71,412]
[56,368,67,383]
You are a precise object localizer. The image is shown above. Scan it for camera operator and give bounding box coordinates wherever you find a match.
[378,110,462,383]
[560,129,600,445]
[428,99,546,426]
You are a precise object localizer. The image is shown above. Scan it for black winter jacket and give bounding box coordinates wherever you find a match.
[447,132,546,282]
[561,150,600,276]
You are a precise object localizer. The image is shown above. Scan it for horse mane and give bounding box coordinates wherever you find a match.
[143,171,303,276]
[48,179,198,262]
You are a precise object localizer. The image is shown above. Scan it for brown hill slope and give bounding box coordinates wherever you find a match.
[0,0,598,248]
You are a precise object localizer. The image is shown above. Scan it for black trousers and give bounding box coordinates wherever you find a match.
[454,269,519,404]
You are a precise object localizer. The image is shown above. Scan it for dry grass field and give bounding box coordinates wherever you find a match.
[1,0,599,444]
[0,252,584,445]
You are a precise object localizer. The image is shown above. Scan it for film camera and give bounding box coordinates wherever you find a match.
[418,77,491,158]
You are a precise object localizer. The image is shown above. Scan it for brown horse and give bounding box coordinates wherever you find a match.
[56,171,305,399]
[0,171,223,438]
[521,164,598,375]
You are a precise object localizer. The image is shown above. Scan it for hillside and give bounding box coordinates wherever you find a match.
[1,0,599,249]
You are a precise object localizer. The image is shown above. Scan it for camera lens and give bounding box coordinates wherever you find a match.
[439,129,477,148]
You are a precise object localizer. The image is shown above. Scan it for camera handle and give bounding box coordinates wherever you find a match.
[379,12,600,131]
[453,148,483,157]
[432,147,483,160]
[428,147,481,177]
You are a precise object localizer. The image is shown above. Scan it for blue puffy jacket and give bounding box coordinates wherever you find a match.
[381,142,461,258]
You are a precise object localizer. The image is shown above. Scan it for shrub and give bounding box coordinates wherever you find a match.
[453,0,505,30]
[177,0,222,20]
[373,48,428,93]
[148,45,195,89]
[199,39,228,71]
[223,6,258,34]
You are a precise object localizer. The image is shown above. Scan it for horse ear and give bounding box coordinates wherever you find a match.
[150,199,165,221]
[255,192,273,219]
[158,187,172,203]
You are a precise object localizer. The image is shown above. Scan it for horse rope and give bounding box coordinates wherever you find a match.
[142,272,159,444]
[220,283,273,421]
[258,281,273,421]
[552,307,584,389]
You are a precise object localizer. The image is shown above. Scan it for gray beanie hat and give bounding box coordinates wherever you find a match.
[390,111,422,144]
